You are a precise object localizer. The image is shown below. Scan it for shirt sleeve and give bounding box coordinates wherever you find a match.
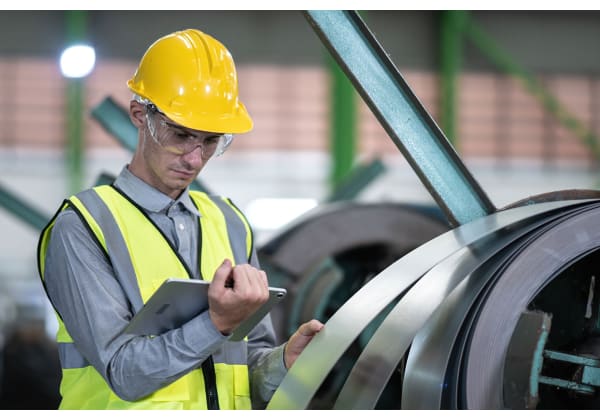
[43,208,230,401]
[249,337,287,409]
[245,250,289,408]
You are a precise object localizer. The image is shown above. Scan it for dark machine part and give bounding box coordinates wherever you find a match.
[503,310,553,409]
[505,310,600,409]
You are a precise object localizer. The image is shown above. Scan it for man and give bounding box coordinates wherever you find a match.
[37,28,323,410]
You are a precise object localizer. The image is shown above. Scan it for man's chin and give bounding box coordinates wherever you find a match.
[162,177,190,192]
[173,179,192,189]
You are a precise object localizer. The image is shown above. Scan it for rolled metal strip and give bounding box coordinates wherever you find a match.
[400,206,587,408]
[267,200,592,409]
[335,203,581,409]
[463,203,600,408]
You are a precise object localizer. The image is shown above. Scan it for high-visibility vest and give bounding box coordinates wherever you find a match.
[38,185,255,409]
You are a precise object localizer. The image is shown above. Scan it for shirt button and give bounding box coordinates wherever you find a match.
[179,223,185,231]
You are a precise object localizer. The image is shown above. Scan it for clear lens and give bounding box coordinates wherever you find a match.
[146,109,233,159]
[214,133,234,157]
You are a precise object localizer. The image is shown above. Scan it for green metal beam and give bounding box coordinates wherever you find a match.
[65,10,88,195]
[0,182,50,231]
[304,10,496,227]
[94,172,117,186]
[328,11,383,200]
[326,158,386,202]
[329,55,357,189]
[66,79,84,194]
[90,97,139,151]
[439,11,468,145]
[464,14,600,161]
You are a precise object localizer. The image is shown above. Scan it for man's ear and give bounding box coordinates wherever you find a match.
[129,100,146,129]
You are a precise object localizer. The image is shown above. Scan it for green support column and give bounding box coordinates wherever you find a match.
[66,78,84,194]
[439,11,467,145]
[464,14,600,161]
[65,11,88,194]
[329,55,357,190]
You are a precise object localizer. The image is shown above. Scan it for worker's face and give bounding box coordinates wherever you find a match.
[129,101,216,199]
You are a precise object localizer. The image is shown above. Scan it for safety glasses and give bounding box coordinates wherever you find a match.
[145,104,233,159]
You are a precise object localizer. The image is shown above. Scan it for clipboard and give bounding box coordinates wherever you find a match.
[124,278,286,341]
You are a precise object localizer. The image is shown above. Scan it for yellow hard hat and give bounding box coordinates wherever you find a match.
[127,29,253,134]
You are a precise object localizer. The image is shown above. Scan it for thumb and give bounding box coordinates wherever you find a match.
[298,319,324,336]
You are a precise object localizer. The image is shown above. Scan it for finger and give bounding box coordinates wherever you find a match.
[231,263,252,294]
[240,266,268,302]
[211,259,233,289]
[259,270,269,299]
[258,270,268,287]
[298,319,324,337]
[245,267,268,301]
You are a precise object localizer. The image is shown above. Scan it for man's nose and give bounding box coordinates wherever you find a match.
[181,144,205,166]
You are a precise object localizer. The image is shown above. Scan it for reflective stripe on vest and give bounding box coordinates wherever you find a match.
[210,196,252,263]
[39,185,254,409]
[75,189,145,312]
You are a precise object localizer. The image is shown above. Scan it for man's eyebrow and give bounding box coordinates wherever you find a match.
[164,121,224,138]
[163,121,203,138]
[164,121,191,132]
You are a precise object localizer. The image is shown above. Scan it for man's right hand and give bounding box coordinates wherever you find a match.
[207,259,269,335]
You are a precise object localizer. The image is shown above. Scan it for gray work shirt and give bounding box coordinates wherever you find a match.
[43,166,286,407]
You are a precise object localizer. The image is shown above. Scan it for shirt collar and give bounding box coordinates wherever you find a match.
[113,166,201,217]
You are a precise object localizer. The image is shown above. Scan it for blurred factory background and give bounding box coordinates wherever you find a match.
[1,10,600,408]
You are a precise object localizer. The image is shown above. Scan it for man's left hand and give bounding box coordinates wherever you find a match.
[284,319,324,368]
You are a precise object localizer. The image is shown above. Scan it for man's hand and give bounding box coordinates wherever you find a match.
[208,259,269,335]
[284,319,324,368]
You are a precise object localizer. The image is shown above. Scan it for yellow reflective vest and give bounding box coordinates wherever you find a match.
[38,185,255,409]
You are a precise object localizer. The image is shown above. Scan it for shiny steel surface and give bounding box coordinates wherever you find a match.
[464,203,600,408]
[333,207,570,409]
[400,244,518,408]
[400,207,590,408]
[266,200,587,409]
